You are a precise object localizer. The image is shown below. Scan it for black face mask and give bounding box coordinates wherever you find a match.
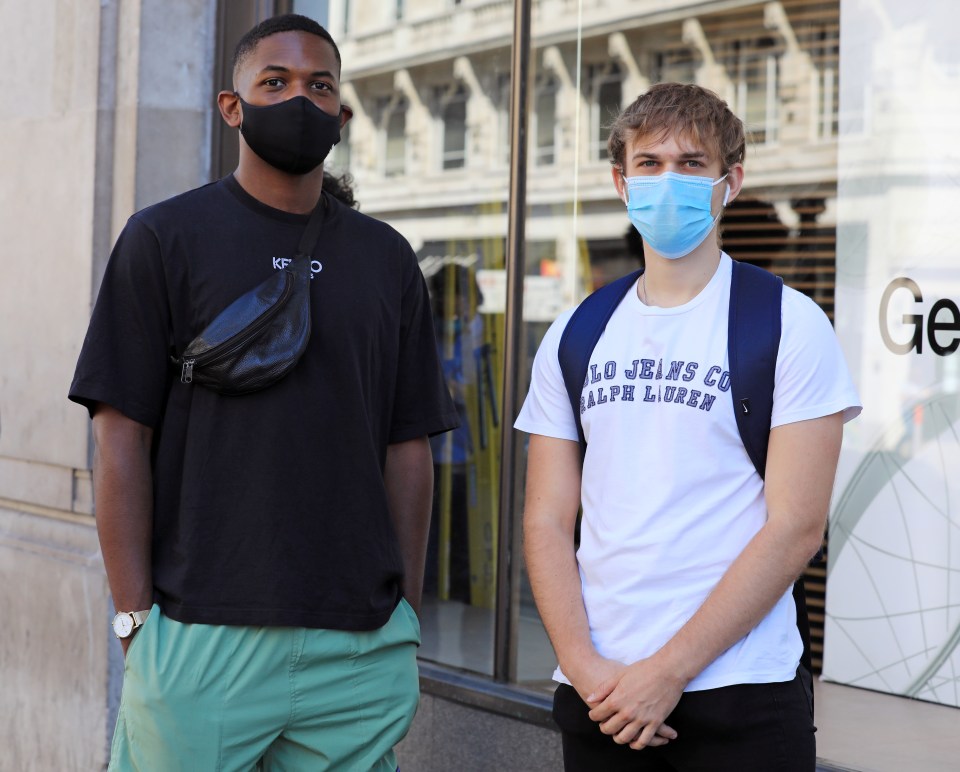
[236,94,341,175]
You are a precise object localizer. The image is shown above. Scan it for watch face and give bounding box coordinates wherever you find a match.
[113,613,134,638]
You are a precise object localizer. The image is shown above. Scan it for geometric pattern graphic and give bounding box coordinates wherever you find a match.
[824,393,960,705]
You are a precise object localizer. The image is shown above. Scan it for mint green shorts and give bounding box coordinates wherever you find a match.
[109,600,421,771]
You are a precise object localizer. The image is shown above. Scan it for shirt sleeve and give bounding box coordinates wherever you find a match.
[388,237,460,443]
[68,215,173,427]
[514,308,580,441]
[770,287,862,429]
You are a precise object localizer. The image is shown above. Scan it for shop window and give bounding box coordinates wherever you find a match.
[316,0,842,692]
[419,239,506,677]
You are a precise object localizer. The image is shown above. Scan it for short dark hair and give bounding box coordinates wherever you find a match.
[608,83,745,174]
[232,14,341,82]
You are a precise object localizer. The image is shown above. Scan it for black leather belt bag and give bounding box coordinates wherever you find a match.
[171,193,326,396]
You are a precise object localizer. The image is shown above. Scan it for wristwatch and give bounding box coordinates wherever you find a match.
[112,609,151,639]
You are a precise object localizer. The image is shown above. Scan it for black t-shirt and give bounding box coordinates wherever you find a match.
[70,175,459,630]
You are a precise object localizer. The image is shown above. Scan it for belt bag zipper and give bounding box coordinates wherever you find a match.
[179,268,296,384]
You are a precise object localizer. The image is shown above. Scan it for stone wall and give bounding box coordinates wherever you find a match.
[0,1,216,768]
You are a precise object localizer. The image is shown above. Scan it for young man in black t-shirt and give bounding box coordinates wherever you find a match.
[69,14,457,771]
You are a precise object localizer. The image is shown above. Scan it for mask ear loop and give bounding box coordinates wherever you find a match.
[233,91,245,131]
[712,173,731,207]
[705,175,731,237]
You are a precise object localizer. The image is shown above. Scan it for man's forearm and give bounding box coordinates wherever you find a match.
[522,434,621,696]
[384,436,433,615]
[92,405,155,619]
[652,413,842,683]
[524,515,603,678]
[651,516,821,686]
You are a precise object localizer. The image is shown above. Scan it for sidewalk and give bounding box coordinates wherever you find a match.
[815,679,960,772]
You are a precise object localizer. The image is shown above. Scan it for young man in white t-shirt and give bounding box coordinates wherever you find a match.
[515,83,860,771]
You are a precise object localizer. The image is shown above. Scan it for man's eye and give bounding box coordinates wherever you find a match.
[264,78,283,87]
[312,82,333,91]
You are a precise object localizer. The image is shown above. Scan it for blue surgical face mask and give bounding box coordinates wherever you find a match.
[623,171,730,259]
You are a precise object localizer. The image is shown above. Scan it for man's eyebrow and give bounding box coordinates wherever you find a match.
[256,65,337,80]
[629,149,708,160]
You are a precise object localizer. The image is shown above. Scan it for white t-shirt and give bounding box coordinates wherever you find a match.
[515,253,861,691]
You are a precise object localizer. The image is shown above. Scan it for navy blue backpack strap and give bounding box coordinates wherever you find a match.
[558,269,643,450]
[728,261,814,682]
[728,260,783,480]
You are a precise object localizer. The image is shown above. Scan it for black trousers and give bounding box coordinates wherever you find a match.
[553,669,816,772]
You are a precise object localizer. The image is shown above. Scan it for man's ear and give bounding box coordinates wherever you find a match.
[611,165,627,204]
[339,103,354,129]
[218,90,242,128]
[724,163,745,205]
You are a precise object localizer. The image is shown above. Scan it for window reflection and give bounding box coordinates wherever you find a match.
[383,98,407,177]
[534,75,557,166]
[441,85,468,170]
[589,62,623,161]
[333,0,841,685]
[420,245,504,675]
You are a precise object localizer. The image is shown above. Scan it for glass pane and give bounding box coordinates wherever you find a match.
[333,4,513,677]
[330,0,841,691]
[828,0,960,708]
